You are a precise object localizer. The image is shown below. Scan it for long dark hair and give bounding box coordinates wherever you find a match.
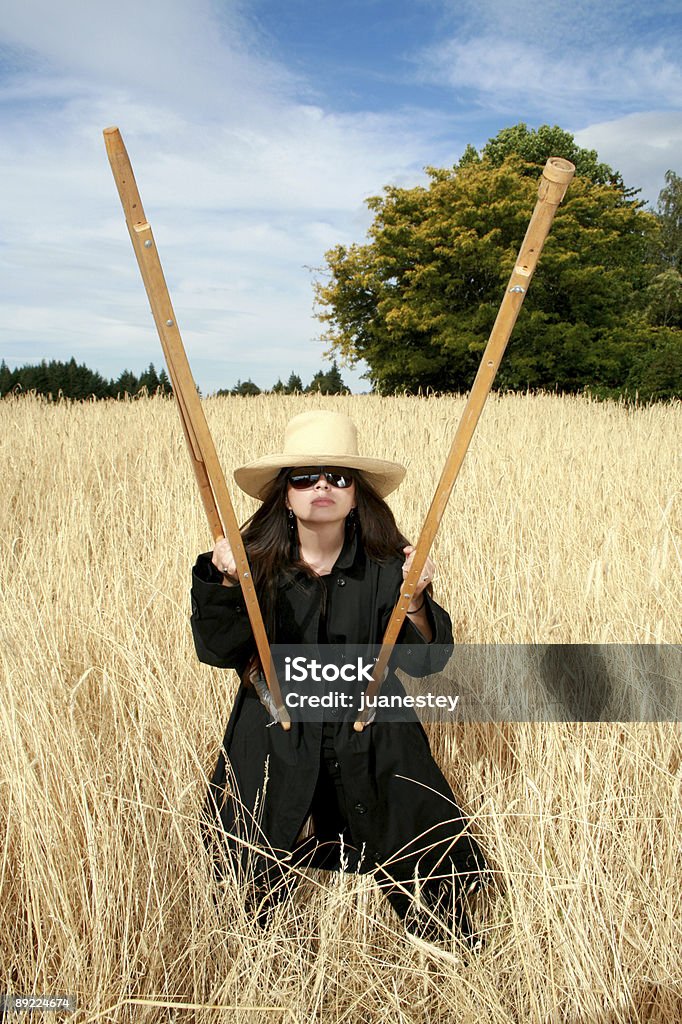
[240,469,408,635]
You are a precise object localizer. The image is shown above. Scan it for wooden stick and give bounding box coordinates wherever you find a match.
[354,156,575,730]
[103,127,290,729]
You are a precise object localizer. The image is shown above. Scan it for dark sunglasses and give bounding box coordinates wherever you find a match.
[287,466,354,490]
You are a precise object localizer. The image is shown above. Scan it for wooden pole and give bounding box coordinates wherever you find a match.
[103,126,290,729]
[354,156,575,730]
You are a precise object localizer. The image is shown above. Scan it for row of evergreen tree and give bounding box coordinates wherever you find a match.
[222,362,348,396]
[0,359,173,400]
[0,358,349,400]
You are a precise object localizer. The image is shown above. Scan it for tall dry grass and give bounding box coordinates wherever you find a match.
[0,391,680,1023]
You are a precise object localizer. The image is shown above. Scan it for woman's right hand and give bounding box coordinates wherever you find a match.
[212,537,238,584]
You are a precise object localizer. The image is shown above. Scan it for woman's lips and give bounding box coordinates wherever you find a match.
[311,498,334,506]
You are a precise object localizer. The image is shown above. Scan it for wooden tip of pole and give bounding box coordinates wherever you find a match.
[543,157,576,185]
[353,721,365,733]
[102,126,125,160]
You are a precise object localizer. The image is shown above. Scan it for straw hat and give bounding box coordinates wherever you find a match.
[234,410,406,500]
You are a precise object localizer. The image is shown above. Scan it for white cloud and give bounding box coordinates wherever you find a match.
[420,36,682,123]
[3,0,680,395]
[416,0,681,137]
[435,0,679,56]
[0,1,460,392]
[575,111,682,205]
[0,0,295,119]
[414,1,682,203]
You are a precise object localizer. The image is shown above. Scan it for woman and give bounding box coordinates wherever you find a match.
[191,410,486,944]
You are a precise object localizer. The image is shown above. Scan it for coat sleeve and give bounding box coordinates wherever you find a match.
[190,552,255,670]
[376,558,454,676]
[401,590,452,644]
[394,591,454,675]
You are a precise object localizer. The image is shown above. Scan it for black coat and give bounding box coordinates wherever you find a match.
[191,532,485,917]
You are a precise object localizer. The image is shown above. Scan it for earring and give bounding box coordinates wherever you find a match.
[287,508,295,531]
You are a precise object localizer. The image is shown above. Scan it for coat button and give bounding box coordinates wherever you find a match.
[336,577,346,587]
[354,802,367,814]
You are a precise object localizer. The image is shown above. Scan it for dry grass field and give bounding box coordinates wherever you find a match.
[1,391,680,1023]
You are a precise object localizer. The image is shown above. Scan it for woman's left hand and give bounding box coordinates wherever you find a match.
[402,545,436,600]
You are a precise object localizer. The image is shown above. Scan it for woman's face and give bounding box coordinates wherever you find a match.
[285,467,356,528]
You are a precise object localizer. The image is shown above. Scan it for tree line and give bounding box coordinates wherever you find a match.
[0,359,173,400]
[0,358,348,400]
[5,125,679,404]
[315,123,681,400]
[223,362,348,396]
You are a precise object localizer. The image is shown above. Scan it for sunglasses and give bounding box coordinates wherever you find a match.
[287,466,354,490]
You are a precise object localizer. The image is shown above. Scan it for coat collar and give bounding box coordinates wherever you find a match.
[283,527,360,586]
[334,528,358,571]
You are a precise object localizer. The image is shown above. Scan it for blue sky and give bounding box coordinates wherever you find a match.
[1,0,681,393]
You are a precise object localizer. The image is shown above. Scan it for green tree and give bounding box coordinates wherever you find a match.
[0,360,14,395]
[138,362,161,393]
[315,142,657,394]
[306,362,348,394]
[231,378,261,396]
[47,359,69,395]
[0,359,171,400]
[62,358,109,399]
[645,170,682,329]
[625,327,682,401]
[646,269,682,328]
[656,170,682,270]
[323,360,347,394]
[478,123,625,188]
[27,360,51,393]
[306,370,327,393]
[157,367,172,395]
[1,358,110,398]
[114,369,139,396]
[271,378,285,394]
[285,372,304,394]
